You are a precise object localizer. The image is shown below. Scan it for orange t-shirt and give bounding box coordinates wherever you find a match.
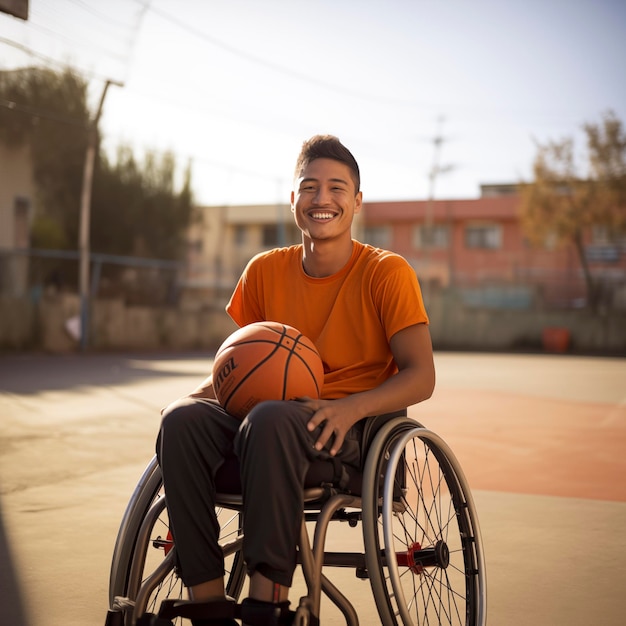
[226,240,429,399]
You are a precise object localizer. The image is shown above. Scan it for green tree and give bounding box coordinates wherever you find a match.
[520,111,626,311]
[0,66,195,265]
[0,67,90,249]
[92,146,195,260]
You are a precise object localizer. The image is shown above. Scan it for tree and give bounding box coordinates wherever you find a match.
[0,66,196,267]
[0,67,90,249]
[519,111,626,311]
[92,146,195,261]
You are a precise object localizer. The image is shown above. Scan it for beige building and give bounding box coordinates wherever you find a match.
[184,202,364,305]
[0,142,36,296]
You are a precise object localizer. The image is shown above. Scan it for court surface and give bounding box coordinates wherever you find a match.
[1,351,624,625]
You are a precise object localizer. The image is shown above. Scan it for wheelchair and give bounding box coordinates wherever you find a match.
[105,415,486,625]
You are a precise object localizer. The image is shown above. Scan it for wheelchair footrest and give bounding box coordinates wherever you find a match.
[158,597,237,621]
[240,598,295,625]
[136,614,178,626]
[104,609,125,626]
[155,596,312,626]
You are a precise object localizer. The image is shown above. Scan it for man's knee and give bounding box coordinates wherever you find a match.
[158,399,224,461]
[242,401,311,443]
[246,400,290,427]
[161,399,199,434]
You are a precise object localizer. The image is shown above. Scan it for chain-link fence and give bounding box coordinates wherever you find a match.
[1,248,625,353]
[2,247,625,312]
[0,247,185,306]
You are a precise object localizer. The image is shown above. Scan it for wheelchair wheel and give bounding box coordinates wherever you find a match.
[108,456,246,625]
[362,419,486,626]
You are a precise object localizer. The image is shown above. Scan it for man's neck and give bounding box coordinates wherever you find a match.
[301,237,354,278]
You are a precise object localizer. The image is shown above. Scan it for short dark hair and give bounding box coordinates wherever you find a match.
[294,135,360,193]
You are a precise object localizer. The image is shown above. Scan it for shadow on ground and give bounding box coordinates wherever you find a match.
[0,352,213,395]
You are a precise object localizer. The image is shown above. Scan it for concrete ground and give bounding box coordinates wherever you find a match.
[0,351,624,625]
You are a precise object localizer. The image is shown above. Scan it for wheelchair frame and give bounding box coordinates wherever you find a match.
[106,417,487,625]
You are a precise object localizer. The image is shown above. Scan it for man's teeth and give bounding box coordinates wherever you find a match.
[311,212,334,219]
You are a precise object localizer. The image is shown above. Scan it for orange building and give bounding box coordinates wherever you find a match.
[362,186,626,309]
[186,185,625,311]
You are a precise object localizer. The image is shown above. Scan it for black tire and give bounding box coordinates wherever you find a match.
[108,456,246,625]
[362,420,486,625]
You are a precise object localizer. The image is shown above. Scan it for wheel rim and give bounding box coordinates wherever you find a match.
[129,491,246,625]
[381,428,484,626]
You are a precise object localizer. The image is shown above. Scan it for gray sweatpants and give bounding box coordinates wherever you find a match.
[156,398,364,588]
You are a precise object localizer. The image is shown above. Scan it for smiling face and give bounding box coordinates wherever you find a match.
[291,158,362,245]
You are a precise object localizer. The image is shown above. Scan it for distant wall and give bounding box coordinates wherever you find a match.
[427,291,626,354]
[0,294,238,353]
[1,293,625,354]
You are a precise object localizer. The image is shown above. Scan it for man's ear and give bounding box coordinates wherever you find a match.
[354,191,363,214]
[290,190,295,212]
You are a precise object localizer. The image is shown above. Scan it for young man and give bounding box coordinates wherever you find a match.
[157,135,435,625]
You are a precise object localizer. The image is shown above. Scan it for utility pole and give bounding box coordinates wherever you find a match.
[78,79,123,351]
[276,177,286,247]
[423,116,453,300]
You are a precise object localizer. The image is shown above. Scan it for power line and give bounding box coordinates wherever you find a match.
[3,4,576,125]
[102,131,286,184]
[0,37,69,70]
[22,18,130,63]
[141,2,429,110]
[66,0,140,30]
[37,0,136,46]
[2,0,145,84]
[55,0,151,84]
[0,37,121,85]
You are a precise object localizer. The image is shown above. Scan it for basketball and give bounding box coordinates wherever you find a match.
[211,321,325,419]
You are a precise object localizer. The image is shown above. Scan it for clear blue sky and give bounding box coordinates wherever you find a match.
[1,0,625,206]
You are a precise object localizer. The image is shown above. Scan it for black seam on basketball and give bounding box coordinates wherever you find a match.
[233,323,319,358]
[275,325,297,399]
[218,323,323,412]
[222,339,288,410]
[283,332,322,398]
[292,352,323,396]
[282,335,300,399]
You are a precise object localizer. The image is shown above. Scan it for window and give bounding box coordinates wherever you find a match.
[14,196,30,248]
[363,226,392,248]
[590,224,626,247]
[284,223,301,245]
[587,225,624,262]
[234,225,246,247]
[262,224,279,247]
[464,224,502,249]
[188,239,203,254]
[413,224,449,249]
[543,232,558,250]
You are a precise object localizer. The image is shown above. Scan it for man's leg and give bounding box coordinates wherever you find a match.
[235,401,316,597]
[235,401,364,625]
[235,400,363,592]
[157,397,240,596]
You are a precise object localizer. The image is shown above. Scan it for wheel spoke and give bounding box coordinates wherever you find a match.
[364,423,486,626]
[108,460,246,625]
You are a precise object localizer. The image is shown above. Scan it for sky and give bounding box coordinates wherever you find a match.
[1,0,625,207]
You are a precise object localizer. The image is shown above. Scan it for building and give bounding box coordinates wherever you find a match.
[185,185,626,310]
[363,184,626,308]
[0,142,35,296]
[184,202,364,307]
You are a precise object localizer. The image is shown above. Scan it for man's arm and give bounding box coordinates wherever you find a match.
[188,374,217,400]
[160,374,217,415]
[305,322,435,455]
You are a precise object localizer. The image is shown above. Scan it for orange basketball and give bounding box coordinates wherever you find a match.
[211,321,324,419]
